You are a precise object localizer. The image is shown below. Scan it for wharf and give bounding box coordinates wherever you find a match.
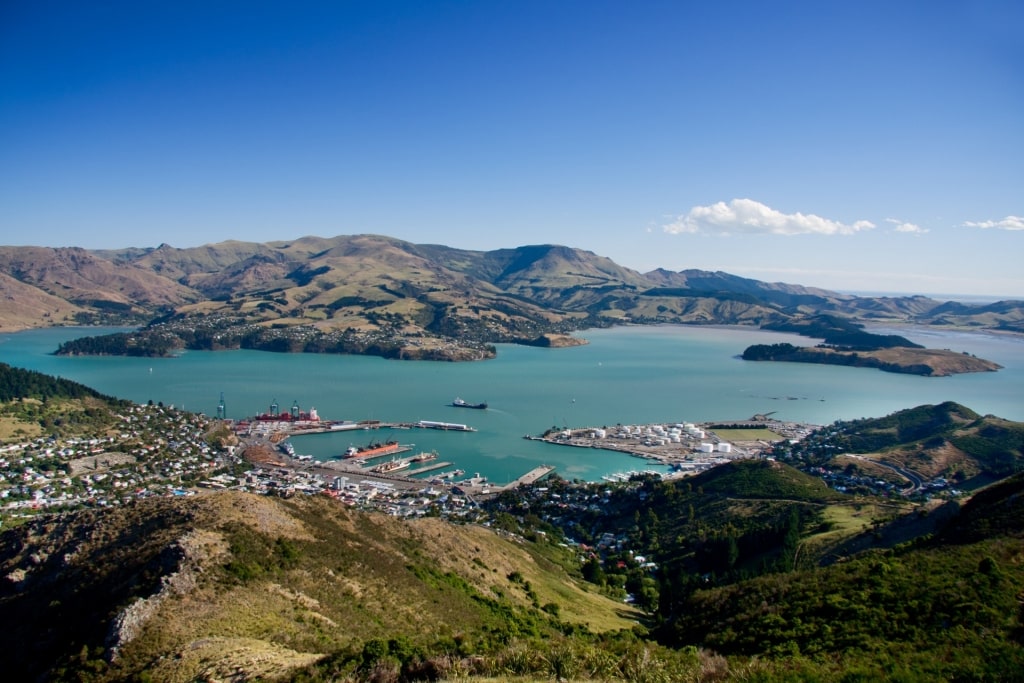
[504,465,555,489]
[406,461,453,475]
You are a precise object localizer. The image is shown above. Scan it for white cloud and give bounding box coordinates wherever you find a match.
[885,218,928,234]
[962,215,1024,231]
[663,198,875,236]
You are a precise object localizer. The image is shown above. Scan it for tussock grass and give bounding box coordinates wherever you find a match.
[101,493,639,681]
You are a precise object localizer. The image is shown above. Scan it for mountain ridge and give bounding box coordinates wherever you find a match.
[2,236,1022,362]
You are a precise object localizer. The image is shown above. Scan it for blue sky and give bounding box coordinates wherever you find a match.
[1,1,1021,297]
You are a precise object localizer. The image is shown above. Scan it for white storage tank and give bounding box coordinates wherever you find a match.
[699,442,715,453]
[716,442,733,453]
[592,429,607,439]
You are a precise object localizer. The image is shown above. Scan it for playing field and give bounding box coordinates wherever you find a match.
[708,428,784,442]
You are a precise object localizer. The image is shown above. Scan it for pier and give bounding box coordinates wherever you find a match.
[504,465,555,489]
[406,461,453,475]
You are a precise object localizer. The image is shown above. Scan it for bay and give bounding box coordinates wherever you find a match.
[2,324,1022,484]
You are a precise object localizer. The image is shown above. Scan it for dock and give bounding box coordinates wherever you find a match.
[406,461,453,475]
[504,465,555,489]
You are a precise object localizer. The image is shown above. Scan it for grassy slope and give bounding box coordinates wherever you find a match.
[0,491,638,682]
[653,472,1024,680]
[833,402,1024,481]
[4,236,1020,340]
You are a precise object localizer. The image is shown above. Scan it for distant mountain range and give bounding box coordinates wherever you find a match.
[1,235,1021,359]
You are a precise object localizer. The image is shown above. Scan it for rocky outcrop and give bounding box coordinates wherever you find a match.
[107,529,228,658]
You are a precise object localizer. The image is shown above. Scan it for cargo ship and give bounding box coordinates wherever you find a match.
[451,397,488,409]
[343,440,402,459]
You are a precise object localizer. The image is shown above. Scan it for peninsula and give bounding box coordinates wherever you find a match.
[741,342,1002,376]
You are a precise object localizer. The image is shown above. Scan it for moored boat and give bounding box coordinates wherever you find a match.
[371,458,411,474]
[343,440,401,459]
[410,451,438,463]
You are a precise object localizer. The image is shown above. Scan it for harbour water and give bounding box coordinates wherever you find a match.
[2,324,1022,484]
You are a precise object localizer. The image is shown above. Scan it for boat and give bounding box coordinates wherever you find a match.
[451,397,488,410]
[410,451,438,463]
[371,458,410,474]
[342,440,401,459]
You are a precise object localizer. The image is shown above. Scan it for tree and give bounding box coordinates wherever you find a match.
[582,557,605,585]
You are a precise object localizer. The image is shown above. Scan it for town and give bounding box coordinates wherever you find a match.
[0,397,964,531]
[0,401,501,524]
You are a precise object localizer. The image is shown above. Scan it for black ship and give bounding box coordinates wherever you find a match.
[451,397,488,410]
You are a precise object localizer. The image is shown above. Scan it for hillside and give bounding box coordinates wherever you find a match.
[649,470,1024,679]
[1,235,1020,363]
[742,342,1003,376]
[815,402,1024,484]
[663,530,1024,679]
[2,409,1023,681]
[0,491,639,682]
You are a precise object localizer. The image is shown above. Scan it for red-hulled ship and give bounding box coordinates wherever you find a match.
[343,440,401,459]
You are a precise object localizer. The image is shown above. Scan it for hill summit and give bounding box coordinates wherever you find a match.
[2,236,1022,364]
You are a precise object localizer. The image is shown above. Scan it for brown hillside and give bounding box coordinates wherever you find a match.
[0,491,637,682]
[1,236,1021,355]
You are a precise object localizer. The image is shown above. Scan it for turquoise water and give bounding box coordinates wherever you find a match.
[2,325,1022,484]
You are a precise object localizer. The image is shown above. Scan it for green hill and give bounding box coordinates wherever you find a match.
[822,401,1024,482]
[690,459,841,502]
[937,471,1024,544]
[0,362,121,403]
[663,534,1024,679]
[656,469,1024,680]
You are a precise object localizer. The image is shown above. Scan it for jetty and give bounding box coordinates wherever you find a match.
[406,461,453,475]
[504,465,555,489]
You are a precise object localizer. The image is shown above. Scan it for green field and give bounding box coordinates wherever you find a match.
[709,428,783,442]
